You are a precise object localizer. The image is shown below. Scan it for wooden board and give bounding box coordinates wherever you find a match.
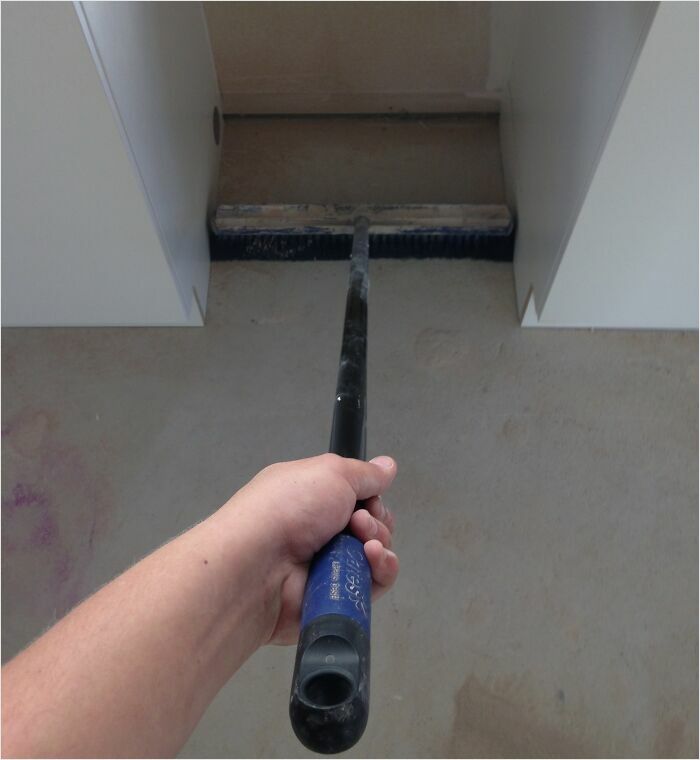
[216,116,506,206]
[214,203,512,236]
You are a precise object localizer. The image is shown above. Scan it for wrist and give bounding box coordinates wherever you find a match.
[197,502,290,649]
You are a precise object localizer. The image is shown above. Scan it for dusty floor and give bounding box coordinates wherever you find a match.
[2,261,697,758]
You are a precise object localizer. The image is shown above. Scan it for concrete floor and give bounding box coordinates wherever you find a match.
[2,260,697,757]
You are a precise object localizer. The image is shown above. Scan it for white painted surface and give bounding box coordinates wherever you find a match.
[2,2,220,327]
[500,2,657,317]
[77,1,221,321]
[538,1,699,329]
[1,2,187,326]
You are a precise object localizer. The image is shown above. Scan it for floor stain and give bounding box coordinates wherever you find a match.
[2,406,114,620]
[440,515,475,552]
[414,328,470,369]
[463,595,492,627]
[653,716,688,758]
[500,415,529,445]
[448,673,592,758]
[3,408,53,458]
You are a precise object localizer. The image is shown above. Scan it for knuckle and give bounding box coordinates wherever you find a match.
[318,452,343,470]
[260,461,284,477]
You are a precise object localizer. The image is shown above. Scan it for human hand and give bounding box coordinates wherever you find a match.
[0,453,397,760]
[222,453,398,645]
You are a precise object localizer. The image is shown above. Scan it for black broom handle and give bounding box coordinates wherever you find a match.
[289,218,372,754]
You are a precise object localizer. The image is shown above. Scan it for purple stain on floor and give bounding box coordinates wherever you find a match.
[3,409,116,621]
[54,553,73,585]
[87,513,97,549]
[2,483,47,512]
[30,511,58,547]
[2,484,57,551]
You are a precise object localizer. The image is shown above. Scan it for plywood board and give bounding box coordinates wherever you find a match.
[217,116,505,205]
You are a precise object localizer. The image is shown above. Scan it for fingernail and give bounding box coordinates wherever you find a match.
[378,496,388,520]
[370,456,394,470]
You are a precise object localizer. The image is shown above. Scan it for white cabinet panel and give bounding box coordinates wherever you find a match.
[2,2,219,326]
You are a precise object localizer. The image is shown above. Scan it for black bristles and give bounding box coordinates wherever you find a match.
[209,228,514,262]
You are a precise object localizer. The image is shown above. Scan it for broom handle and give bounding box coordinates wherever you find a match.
[330,216,369,460]
[289,218,372,754]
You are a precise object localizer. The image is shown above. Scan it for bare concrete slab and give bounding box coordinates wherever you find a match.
[2,261,697,757]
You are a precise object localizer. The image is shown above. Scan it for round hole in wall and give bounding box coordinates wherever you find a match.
[212,106,221,146]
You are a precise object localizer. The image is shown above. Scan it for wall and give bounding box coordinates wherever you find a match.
[535,1,699,329]
[77,1,221,320]
[486,1,525,96]
[498,2,657,317]
[2,2,220,327]
[204,1,497,114]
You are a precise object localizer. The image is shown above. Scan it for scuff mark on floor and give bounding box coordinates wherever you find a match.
[448,672,593,758]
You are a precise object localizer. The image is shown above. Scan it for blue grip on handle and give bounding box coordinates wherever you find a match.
[300,533,372,634]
